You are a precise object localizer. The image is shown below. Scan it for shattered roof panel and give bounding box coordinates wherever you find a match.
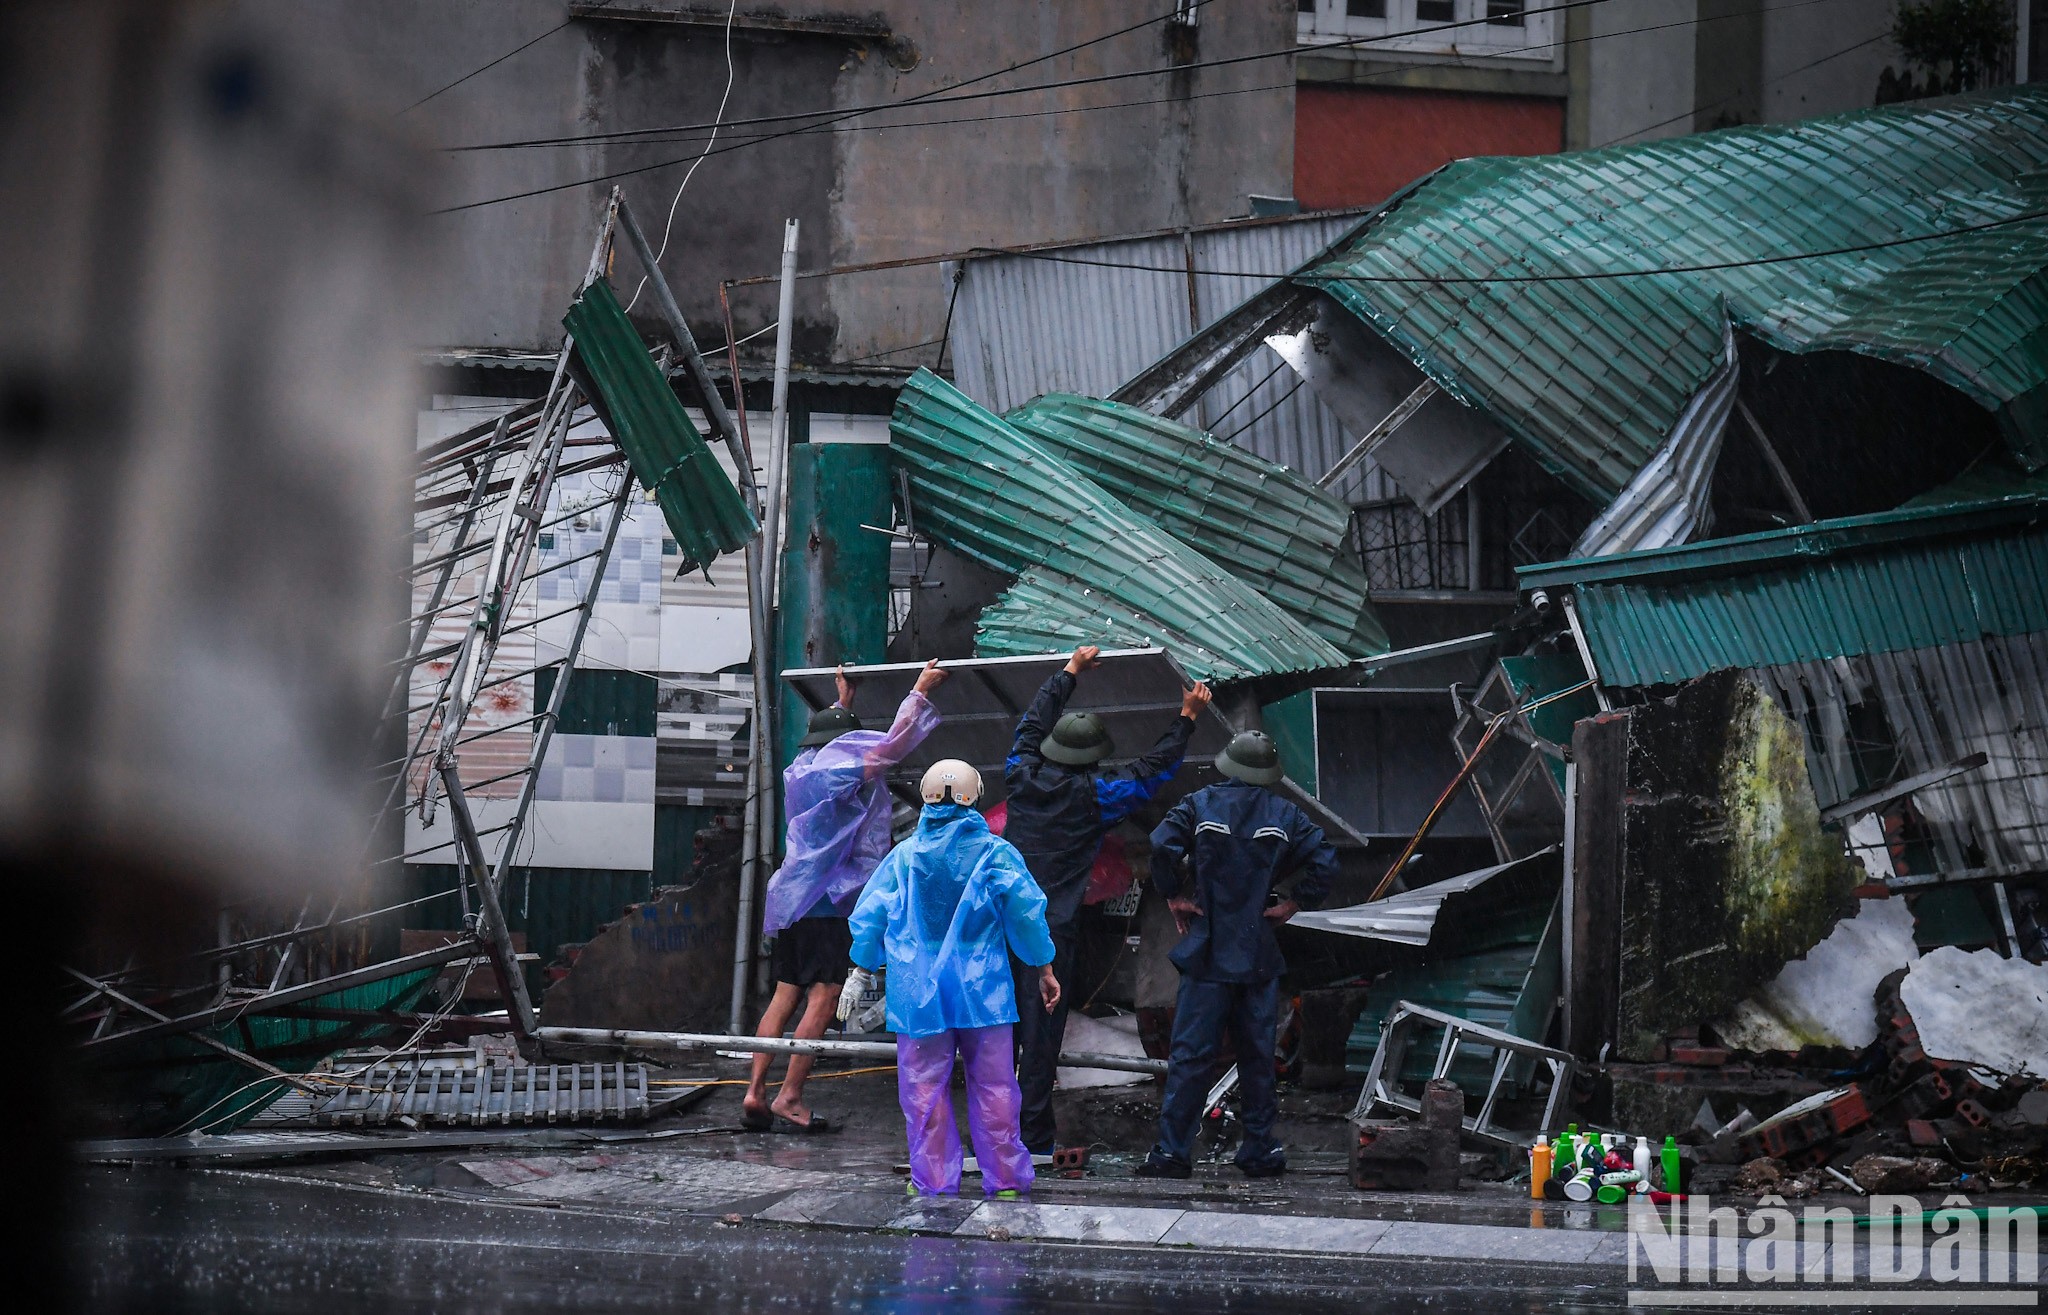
[889,369,1352,682]
[1004,394,1388,658]
[1518,495,2048,686]
[564,279,757,570]
[1304,89,2048,502]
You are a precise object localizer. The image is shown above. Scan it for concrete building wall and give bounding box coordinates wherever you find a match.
[243,1,1297,367]
[1584,0,1904,150]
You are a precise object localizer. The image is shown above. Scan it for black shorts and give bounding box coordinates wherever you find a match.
[770,916,853,989]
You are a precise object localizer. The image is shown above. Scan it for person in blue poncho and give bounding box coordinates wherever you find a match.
[843,760,1060,1198]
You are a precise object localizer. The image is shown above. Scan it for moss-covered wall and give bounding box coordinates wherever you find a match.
[1611,670,1858,1059]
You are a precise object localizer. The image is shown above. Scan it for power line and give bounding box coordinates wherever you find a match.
[1594,28,1890,147]
[432,0,1613,214]
[626,0,739,314]
[1004,206,2048,284]
[400,19,570,116]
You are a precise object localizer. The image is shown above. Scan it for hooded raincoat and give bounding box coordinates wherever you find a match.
[760,690,939,937]
[847,803,1056,1038]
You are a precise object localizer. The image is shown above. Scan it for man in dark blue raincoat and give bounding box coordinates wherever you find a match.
[1005,644,1211,1155]
[1139,729,1337,1179]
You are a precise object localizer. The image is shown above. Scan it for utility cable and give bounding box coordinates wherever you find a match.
[625,0,739,315]
[433,0,1613,213]
[400,20,570,116]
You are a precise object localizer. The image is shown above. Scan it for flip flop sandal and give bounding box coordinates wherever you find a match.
[739,1109,774,1132]
[772,1114,837,1135]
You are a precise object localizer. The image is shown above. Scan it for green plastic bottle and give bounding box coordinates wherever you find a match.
[1561,1123,1580,1170]
[1660,1134,1682,1193]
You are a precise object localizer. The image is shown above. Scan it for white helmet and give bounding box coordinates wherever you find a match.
[919,759,983,807]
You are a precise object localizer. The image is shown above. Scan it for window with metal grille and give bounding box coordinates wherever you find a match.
[1351,494,1471,592]
[1297,0,1554,58]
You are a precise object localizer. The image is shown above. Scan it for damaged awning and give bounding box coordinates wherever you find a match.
[1003,394,1388,658]
[1517,493,2048,687]
[780,648,1370,847]
[1293,847,1559,948]
[1298,87,2048,506]
[888,369,1353,682]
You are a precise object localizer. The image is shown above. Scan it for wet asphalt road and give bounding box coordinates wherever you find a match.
[70,1166,1630,1313]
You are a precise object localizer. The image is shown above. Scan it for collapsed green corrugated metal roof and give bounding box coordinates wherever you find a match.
[1518,495,2048,686]
[889,369,1351,681]
[1303,88,2048,504]
[1004,394,1388,658]
[565,279,757,572]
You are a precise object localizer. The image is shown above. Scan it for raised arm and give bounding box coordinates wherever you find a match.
[1095,680,1208,825]
[862,660,946,781]
[1008,647,1095,773]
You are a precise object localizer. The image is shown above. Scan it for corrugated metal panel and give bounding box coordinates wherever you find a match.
[1762,634,2048,882]
[889,370,1351,681]
[1004,394,1387,657]
[564,278,757,571]
[1294,849,1556,946]
[1307,88,2048,503]
[950,212,1390,502]
[1519,496,2048,686]
[398,865,655,986]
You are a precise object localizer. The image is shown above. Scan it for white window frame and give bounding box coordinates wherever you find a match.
[1297,0,1559,68]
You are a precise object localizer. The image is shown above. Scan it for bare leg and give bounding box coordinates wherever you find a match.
[771,981,842,1125]
[743,982,803,1124]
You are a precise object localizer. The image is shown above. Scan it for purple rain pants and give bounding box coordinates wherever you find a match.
[897,1024,1035,1197]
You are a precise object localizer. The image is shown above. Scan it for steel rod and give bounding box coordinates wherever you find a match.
[536,1026,1167,1074]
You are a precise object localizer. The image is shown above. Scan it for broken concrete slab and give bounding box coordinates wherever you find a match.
[1712,895,1920,1052]
[1899,946,2048,1080]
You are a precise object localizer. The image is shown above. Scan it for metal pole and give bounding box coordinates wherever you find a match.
[613,195,756,515]
[438,760,538,1044]
[536,1026,1169,1075]
[731,220,798,1034]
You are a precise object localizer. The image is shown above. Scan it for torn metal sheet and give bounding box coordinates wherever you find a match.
[890,369,1352,681]
[1712,896,1920,1052]
[1264,290,1511,514]
[1003,393,1388,658]
[1292,847,1559,947]
[1304,89,2048,501]
[565,277,756,572]
[1899,944,2048,1079]
[1569,324,1738,557]
[781,649,1370,847]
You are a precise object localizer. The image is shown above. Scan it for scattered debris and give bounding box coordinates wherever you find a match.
[1849,1154,1948,1194]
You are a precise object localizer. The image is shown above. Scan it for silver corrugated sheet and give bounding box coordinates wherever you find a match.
[1761,633,2048,883]
[950,212,1394,503]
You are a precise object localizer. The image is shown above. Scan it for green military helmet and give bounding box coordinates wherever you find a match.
[800,704,862,747]
[1215,729,1285,785]
[1041,710,1114,766]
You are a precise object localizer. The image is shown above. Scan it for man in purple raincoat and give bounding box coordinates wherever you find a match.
[741,659,945,1132]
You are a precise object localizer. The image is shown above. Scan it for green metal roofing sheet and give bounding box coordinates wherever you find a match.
[1004,394,1388,658]
[890,369,1351,682]
[565,278,757,572]
[1303,88,2048,504]
[1518,495,2048,686]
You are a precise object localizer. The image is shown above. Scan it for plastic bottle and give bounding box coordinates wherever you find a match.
[1530,1135,1552,1201]
[1633,1135,1653,1183]
[1594,1183,1628,1205]
[1660,1134,1682,1193]
[1562,1166,1596,1202]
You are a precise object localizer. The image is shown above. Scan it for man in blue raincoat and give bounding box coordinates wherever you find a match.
[845,760,1060,1198]
[742,659,945,1133]
[1004,643,1210,1154]
[1139,730,1337,1180]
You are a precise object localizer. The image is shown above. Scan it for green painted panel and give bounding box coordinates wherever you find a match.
[397,865,654,993]
[564,277,756,571]
[534,665,656,737]
[1262,689,1318,796]
[1308,88,2048,500]
[776,439,892,783]
[656,803,716,887]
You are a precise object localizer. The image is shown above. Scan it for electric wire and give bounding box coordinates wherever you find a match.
[400,19,571,116]
[625,0,739,315]
[432,0,1614,213]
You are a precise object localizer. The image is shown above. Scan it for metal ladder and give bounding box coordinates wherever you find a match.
[1348,999,1578,1147]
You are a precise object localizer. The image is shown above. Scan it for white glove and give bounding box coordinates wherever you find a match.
[835,967,876,1023]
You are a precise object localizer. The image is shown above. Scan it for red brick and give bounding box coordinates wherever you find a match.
[1669,1045,1729,1067]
